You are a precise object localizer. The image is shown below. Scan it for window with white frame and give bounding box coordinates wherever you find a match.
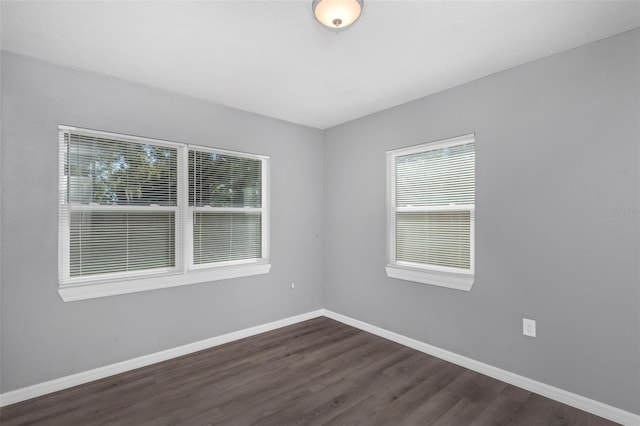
[58,126,270,301]
[386,134,475,291]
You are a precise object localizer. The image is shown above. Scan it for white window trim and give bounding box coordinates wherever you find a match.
[58,125,271,302]
[58,262,271,302]
[386,133,475,291]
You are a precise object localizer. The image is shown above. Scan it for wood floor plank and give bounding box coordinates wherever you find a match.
[249,377,359,425]
[199,362,330,425]
[501,383,533,403]
[469,394,529,426]
[365,361,469,426]
[432,397,484,426]
[0,317,620,426]
[399,388,462,425]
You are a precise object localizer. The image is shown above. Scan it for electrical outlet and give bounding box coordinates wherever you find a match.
[523,318,536,337]
[290,281,295,290]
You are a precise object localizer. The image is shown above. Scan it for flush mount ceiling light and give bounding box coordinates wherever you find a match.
[312,0,364,29]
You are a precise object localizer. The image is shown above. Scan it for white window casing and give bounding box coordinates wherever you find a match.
[58,125,270,301]
[386,134,475,291]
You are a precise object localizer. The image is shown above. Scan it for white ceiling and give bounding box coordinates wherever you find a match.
[1,1,639,129]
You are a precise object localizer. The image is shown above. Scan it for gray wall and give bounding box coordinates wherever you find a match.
[323,29,640,414]
[0,52,324,393]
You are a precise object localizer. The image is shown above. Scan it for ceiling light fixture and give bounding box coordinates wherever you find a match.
[312,0,364,29]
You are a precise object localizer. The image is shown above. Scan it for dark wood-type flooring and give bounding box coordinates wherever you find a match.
[0,317,619,425]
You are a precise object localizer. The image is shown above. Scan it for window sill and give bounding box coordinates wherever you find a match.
[58,263,271,302]
[385,265,474,291]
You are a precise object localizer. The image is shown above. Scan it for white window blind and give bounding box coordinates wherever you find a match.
[387,134,475,289]
[396,211,471,269]
[69,211,176,277]
[58,126,270,297]
[395,142,475,208]
[189,148,265,266]
[59,130,181,283]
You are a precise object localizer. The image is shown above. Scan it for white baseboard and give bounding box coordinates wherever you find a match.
[0,309,324,407]
[322,309,640,426]
[2,308,638,426]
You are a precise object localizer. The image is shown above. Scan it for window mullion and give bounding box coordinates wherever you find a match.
[179,144,189,273]
[261,157,269,261]
[59,130,70,283]
[387,153,397,266]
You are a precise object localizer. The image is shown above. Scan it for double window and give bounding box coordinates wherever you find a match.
[386,134,475,291]
[58,126,269,301]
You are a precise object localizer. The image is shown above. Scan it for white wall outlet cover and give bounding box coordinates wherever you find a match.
[523,318,536,337]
